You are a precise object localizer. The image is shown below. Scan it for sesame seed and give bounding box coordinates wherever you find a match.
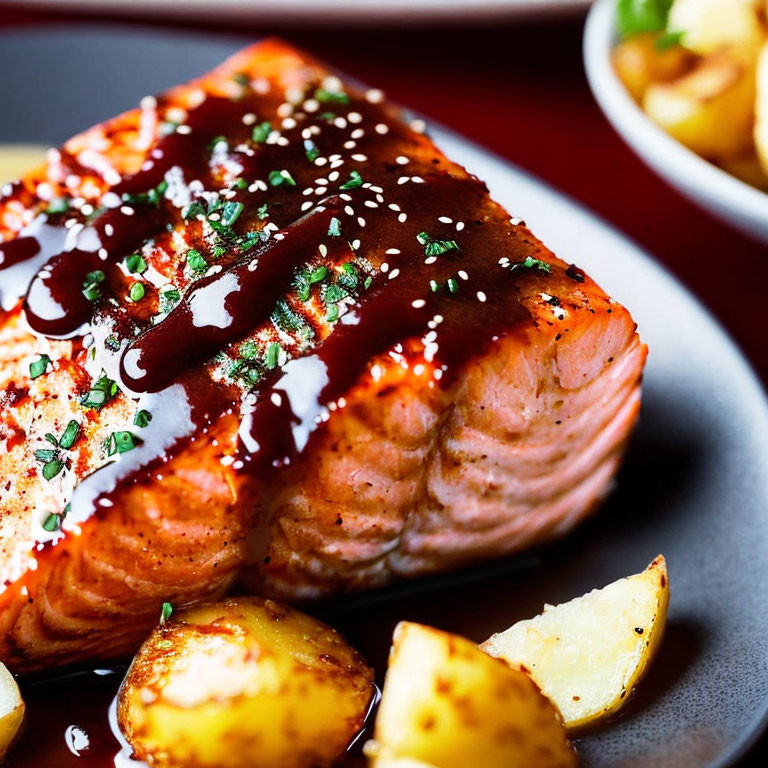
[385,248,401,255]
[364,200,378,208]
[344,205,355,216]
[398,213,407,223]
[510,216,524,226]
[315,186,328,195]
[176,124,192,135]
[477,291,487,302]
[301,127,313,140]
[352,239,361,250]
[410,119,427,133]
[277,103,293,118]
[319,244,328,257]
[396,155,410,165]
[397,176,410,185]
[242,113,257,125]
[303,187,314,196]
[282,117,297,130]
[328,171,340,182]
[456,221,465,231]
[424,256,437,265]
[412,299,426,308]
[120,206,135,216]
[344,140,357,150]
[366,88,384,103]
[411,176,425,184]
[375,123,389,135]
[357,217,366,227]
[303,98,319,112]
[140,95,157,110]
[340,193,353,202]
[388,203,401,211]
[98,248,108,260]
[458,270,469,280]
[301,201,314,211]
[277,137,290,146]
[351,128,365,139]
[314,157,328,166]
[351,154,368,162]
[348,112,363,124]
[388,268,401,279]
[333,117,348,129]
[273,232,286,241]
[330,159,344,169]
[380,262,389,273]
[438,216,452,224]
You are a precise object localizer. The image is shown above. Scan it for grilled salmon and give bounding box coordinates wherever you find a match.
[0,40,646,672]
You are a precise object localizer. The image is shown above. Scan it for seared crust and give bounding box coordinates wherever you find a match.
[0,39,645,671]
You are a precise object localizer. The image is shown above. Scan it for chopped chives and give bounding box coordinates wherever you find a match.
[252,121,272,143]
[30,354,51,379]
[340,171,363,190]
[59,420,80,450]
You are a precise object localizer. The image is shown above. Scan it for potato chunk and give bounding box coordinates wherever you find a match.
[481,556,669,733]
[0,662,24,759]
[117,597,374,768]
[643,52,756,159]
[668,0,765,60]
[612,34,694,102]
[368,622,577,768]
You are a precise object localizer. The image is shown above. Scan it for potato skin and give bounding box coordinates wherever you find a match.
[371,622,577,768]
[117,597,373,768]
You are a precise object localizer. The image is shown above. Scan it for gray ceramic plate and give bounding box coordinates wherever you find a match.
[1,26,768,768]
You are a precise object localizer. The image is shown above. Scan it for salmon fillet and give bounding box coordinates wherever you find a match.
[0,40,646,672]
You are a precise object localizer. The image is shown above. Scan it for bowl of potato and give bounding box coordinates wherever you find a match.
[584,0,768,244]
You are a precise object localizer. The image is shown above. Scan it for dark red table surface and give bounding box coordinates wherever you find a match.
[0,5,766,766]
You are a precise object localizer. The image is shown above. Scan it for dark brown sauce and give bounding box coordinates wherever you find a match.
[0,75,559,520]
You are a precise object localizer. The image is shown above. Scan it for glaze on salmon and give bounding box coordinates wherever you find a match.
[0,40,646,672]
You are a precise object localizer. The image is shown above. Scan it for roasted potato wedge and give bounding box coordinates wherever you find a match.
[118,597,374,768]
[369,622,577,768]
[0,661,24,759]
[481,556,669,733]
[613,33,694,102]
[643,52,756,159]
[668,0,765,61]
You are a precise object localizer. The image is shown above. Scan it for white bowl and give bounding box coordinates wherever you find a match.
[584,0,768,244]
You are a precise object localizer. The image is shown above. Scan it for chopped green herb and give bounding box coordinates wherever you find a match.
[338,262,359,292]
[221,201,244,227]
[325,284,347,304]
[45,433,58,447]
[129,282,146,302]
[42,458,64,481]
[239,340,259,359]
[447,277,459,294]
[252,121,272,143]
[430,279,439,292]
[125,253,148,274]
[122,180,167,207]
[42,513,61,532]
[417,232,460,257]
[160,601,173,625]
[328,217,341,237]
[186,249,208,275]
[339,170,363,190]
[159,287,181,314]
[257,203,269,220]
[269,169,296,188]
[233,72,249,86]
[616,0,673,39]
[59,420,80,450]
[209,135,228,152]
[46,197,69,215]
[271,299,312,338]
[106,431,140,456]
[82,270,106,302]
[30,354,51,380]
[159,121,180,136]
[508,255,552,274]
[314,87,349,104]
[264,342,282,370]
[34,448,58,463]
[134,409,152,428]
[81,375,118,411]
[234,177,248,190]
[304,139,320,162]
[182,201,206,220]
[105,335,121,352]
[227,357,262,385]
[364,275,373,290]
[212,245,228,258]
